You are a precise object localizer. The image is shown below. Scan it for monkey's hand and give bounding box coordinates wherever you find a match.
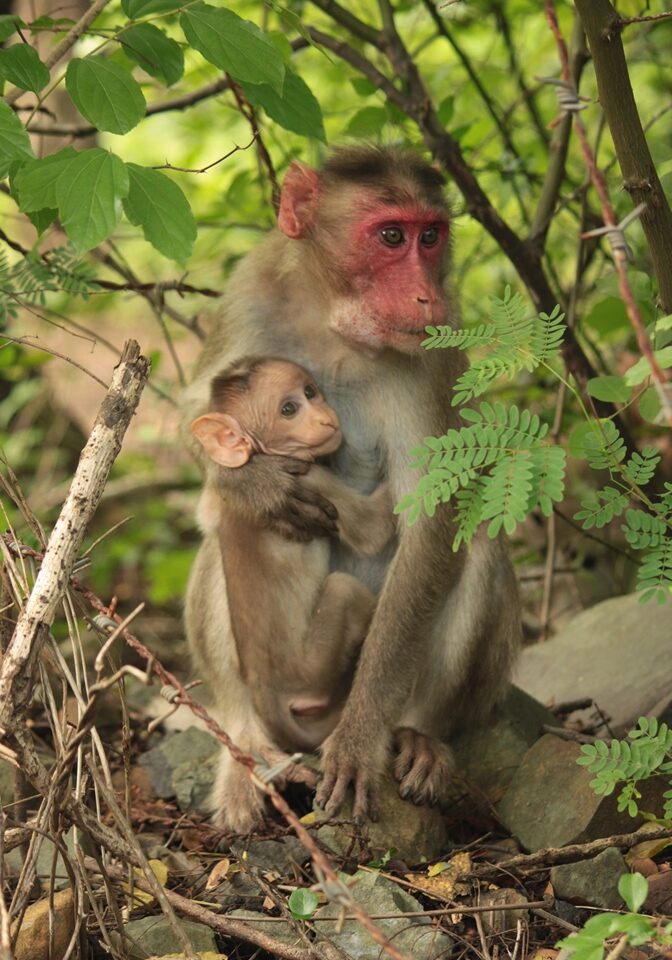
[316,721,390,822]
[221,455,339,541]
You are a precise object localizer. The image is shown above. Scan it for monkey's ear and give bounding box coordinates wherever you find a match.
[278,161,320,238]
[190,413,253,468]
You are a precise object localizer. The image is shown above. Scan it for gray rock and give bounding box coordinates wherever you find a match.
[5,828,78,891]
[313,773,448,863]
[139,727,219,812]
[453,685,557,800]
[551,847,626,909]
[497,735,655,851]
[113,916,217,959]
[515,593,672,733]
[231,837,310,875]
[228,909,301,946]
[314,870,452,959]
[478,888,529,935]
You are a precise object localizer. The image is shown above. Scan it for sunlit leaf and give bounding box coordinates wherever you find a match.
[55,148,129,252]
[66,57,146,134]
[0,44,50,92]
[0,101,34,178]
[120,23,184,86]
[242,68,325,142]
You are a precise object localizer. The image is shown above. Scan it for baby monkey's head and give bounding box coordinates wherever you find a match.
[190,357,342,468]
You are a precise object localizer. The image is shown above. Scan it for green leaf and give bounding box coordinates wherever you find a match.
[120,24,184,86]
[242,68,325,142]
[55,148,129,253]
[624,347,672,386]
[618,873,648,913]
[0,15,24,42]
[180,4,284,92]
[639,387,662,424]
[0,44,50,92]
[122,0,181,15]
[351,76,377,97]
[587,375,631,404]
[288,888,318,920]
[66,58,146,135]
[0,101,34,178]
[122,163,195,263]
[13,146,78,211]
[437,95,455,126]
[343,106,388,138]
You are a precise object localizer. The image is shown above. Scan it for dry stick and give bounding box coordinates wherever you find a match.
[545,1,672,427]
[0,341,149,730]
[77,604,413,960]
[4,0,112,106]
[83,858,332,960]
[466,825,672,881]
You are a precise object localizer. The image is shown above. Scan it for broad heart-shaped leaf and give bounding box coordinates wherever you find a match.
[13,146,77,211]
[66,58,146,134]
[122,0,180,17]
[55,149,129,253]
[180,4,284,93]
[122,163,195,264]
[287,888,318,920]
[618,872,648,914]
[242,68,325,142]
[587,375,631,404]
[120,24,184,87]
[0,44,50,92]
[0,101,34,179]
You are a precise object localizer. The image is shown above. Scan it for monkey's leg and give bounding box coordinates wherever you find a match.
[392,728,456,807]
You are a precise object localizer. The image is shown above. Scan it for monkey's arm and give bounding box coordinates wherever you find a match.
[303,466,395,557]
[316,513,462,819]
[214,455,339,541]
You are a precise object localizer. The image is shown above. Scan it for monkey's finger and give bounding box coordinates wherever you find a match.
[293,487,339,520]
[353,777,379,823]
[393,729,415,782]
[285,763,319,788]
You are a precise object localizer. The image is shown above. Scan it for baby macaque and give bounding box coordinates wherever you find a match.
[190,357,395,752]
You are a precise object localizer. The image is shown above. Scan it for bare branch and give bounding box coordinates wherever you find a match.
[0,341,150,725]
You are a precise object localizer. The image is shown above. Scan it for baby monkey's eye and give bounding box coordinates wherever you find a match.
[304,383,317,399]
[281,400,299,418]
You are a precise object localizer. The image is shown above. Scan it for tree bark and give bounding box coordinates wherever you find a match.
[574,0,672,313]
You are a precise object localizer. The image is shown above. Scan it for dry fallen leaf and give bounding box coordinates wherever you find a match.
[626,838,672,865]
[300,811,317,825]
[122,858,169,907]
[406,851,471,901]
[206,857,232,890]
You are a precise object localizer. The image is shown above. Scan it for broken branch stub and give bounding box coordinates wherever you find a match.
[0,340,150,725]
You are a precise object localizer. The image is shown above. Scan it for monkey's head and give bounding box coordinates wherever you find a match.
[277,145,451,355]
[190,357,342,468]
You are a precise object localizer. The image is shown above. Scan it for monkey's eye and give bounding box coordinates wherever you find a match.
[280,400,299,418]
[304,383,317,399]
[380,226,405,246]
[420,227,440,247]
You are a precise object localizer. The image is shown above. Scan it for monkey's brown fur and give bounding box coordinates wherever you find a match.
[183,144,521,832]
[190,357,395,754]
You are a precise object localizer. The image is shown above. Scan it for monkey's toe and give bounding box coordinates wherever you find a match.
[393,727,456,807]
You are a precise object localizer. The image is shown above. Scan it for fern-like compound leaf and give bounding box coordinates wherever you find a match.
[574,486,629,530]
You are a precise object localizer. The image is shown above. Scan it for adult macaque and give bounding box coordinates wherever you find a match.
[184,145,520,833]
[190,356,394,752]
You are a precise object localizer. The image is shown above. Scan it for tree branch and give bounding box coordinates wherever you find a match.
[0,341,149,726]
[574,0,672,313]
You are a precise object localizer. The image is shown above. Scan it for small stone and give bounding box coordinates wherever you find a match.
[497,735,656,851]
[13,888,75,960]
[231,837,310,875]
[229,909,300,946]
[478,888,529,935]
[551,847,626,909]
[139,726,219,812]
[515,593,672,733]
[315,871,452,959]
[113,916,217,959]
[313,772,448,863]
[453,685,557,800]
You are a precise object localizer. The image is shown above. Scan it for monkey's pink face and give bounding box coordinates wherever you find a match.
[330,205,449,353]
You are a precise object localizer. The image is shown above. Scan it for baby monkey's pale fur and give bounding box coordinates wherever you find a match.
[191,357,395,757]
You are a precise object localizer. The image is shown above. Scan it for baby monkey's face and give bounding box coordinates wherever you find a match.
[251,360,342,460]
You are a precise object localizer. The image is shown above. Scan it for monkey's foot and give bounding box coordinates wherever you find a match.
[393,727,456,807]
[316,728,389,821]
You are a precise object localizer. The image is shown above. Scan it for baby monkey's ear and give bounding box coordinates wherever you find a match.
[190,413,253,468]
